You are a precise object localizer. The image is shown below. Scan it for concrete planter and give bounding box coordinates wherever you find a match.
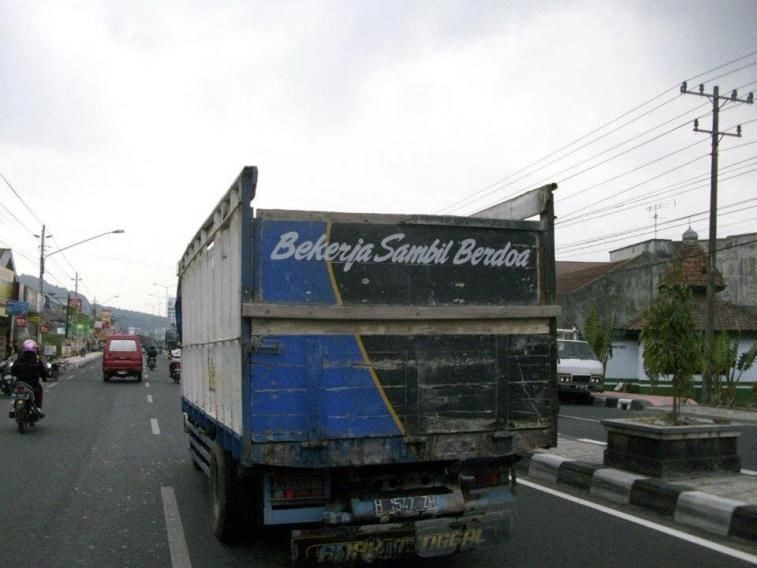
[601,418,741,478]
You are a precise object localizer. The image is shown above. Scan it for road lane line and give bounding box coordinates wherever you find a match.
[151,418,161,435]
[577,438,606,446]
[161,486,192,568]
[145,382,151,388]
[742,469,757,476]
[45,383,59,391]
[519,478,757,564]
[147,394,154,404]
[560,414,601,423]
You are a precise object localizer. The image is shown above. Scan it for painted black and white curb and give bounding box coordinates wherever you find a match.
[593,396,647,410]
[518,453,757,543]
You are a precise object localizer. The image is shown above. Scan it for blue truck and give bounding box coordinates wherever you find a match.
[177,167,559,565]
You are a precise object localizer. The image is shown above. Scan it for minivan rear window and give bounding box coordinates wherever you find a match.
[109,340,138,352]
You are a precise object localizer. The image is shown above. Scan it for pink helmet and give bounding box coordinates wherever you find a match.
[21,339,38,353]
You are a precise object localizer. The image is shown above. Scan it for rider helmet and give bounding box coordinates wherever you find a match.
[21,339,38,353]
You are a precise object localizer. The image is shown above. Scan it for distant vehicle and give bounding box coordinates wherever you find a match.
[102,335,143,383]
[164,327,179,352]
[557,328,604,399]
[169,348,181,383]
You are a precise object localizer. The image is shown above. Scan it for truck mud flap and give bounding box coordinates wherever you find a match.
[290,513,511,566]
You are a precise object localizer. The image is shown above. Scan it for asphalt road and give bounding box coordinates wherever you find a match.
[1,360,754,567]
[558,400,757,470]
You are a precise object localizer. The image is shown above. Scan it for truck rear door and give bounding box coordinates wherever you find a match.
[246,213,557,456]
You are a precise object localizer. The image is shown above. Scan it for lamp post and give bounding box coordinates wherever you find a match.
[152,282,174,317]
[37,228,125,342]
[148,294,161,316]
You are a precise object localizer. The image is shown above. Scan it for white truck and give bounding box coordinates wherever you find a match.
[556,328,604,399]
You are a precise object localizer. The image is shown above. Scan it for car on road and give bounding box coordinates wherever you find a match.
[102,334,143,382]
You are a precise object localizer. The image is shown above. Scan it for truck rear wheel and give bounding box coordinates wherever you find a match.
[209,442,242,542]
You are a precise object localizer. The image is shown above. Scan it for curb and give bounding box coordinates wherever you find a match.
[593,396,647,410]
[523,453,755,543]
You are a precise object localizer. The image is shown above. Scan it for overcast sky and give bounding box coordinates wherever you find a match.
[1,0,756,314]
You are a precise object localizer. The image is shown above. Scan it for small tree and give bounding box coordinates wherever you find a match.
[712,333,757,408]
[641,275,701,423]
[583,305,615,374]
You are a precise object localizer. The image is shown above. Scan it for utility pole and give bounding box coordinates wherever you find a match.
[36,224,48,344]
[681,81,754,403]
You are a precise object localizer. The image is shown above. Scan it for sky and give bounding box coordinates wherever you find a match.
[1,0,756,314]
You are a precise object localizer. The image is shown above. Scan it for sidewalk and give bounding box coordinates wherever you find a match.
[520,425,757,543]
[593,391,757,425]
[59,351,102,370]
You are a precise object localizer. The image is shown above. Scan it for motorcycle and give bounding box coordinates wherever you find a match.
[44,358,60,381]
[9,381,40,433]
[147,355,157,370]
[0,360,14,396]
[169,348,181,383]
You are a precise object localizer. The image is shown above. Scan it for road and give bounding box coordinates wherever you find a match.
[1,359,754,567]
[559,400,757,470]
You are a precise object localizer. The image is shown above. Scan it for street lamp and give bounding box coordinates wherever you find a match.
[149,294,161,316]
[152,282,175,317]
[37,227,125,342]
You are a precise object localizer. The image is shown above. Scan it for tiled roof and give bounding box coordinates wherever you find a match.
[627,295,757,332]
[672,243,725,291]
[557,260,626,294]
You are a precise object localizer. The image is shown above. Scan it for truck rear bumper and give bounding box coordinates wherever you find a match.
[291,510,511,565]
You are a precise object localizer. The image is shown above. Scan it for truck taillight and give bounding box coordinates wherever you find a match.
[271,471,327,502]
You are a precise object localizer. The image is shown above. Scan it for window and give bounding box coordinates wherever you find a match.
[109,340,137,352]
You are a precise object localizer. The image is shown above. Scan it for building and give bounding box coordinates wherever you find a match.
[557,230,757,385]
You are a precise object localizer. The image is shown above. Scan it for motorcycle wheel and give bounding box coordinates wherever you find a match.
[16,407,27,434]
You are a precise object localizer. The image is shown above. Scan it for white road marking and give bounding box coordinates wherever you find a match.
[519,479,757,564]
[742,469,757,476]
[161,486,192,568]
[150,418,161,435]
[147,394,153,404]
[45,383,59,391]
[577,438,607,446]
[145,382,150,388]
[560,415,601,423]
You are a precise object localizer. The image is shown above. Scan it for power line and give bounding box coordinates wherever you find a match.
[437,51,757,215]
[557,150,757,225]
[558,164,757,228]
[557,198,757,253]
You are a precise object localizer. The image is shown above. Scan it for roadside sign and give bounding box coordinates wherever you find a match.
[15,316,27,327]
[29,313,42,324]
[5,300,30,316]
[68,298,82,310]
[40,324,51,333]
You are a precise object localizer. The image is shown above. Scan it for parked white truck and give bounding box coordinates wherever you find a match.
[556,328,604,398]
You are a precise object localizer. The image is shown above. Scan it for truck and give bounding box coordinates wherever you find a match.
[556,328,604,399]
[176,167,560,565]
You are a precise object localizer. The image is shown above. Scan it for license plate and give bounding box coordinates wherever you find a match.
[374,495,439,517]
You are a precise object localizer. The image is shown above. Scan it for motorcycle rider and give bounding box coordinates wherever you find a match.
[146,344,158,367]
[11,339,49,418]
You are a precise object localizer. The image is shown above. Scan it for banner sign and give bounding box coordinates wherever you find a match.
[5,300,30,316]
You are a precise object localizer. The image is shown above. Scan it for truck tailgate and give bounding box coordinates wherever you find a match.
[247,214,557,455]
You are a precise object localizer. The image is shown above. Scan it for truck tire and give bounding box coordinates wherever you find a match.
[136,372,142,383]
[103,373,110,382]
[209,442,241,542]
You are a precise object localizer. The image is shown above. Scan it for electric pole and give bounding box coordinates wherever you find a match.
[36,224,50,344]
[681,81,754,403]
